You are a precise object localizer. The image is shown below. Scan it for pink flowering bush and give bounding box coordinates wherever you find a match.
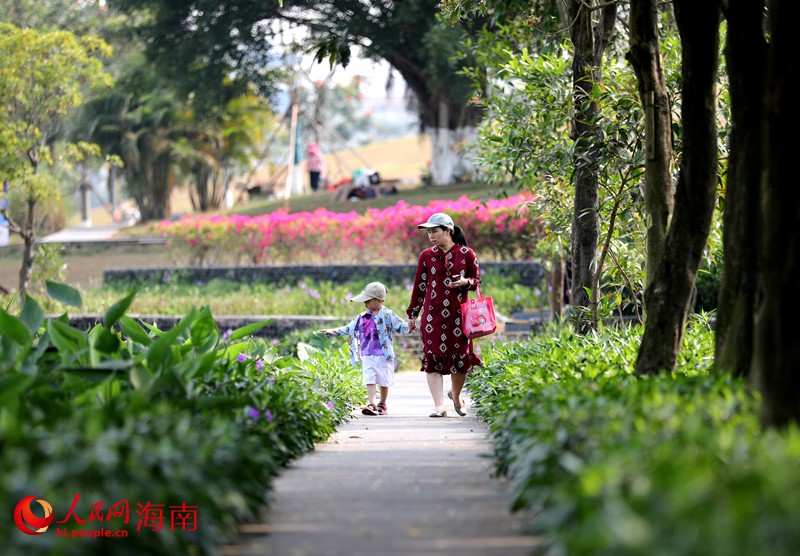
[157,194,541,265]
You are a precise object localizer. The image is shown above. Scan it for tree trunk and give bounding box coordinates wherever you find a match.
[567,0,616,333]
[627,0,674,292]
[549,257,566,321]
[394,53,485,186]
[715,0,766,378]
[17,198,37,300]
[754,0,800,428]
[426,124,479,186]
[635,0,720,375]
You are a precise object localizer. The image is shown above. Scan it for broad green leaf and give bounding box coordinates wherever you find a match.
[19,294,45,334]
[130,365,153,390]
[0,374,36,407]
[46,281,83,308]
[119,316,152,345]
[46,319,89,361]
[220,342,248,361]
[0,307,33,346]
[146,311,195,372]
[103,289,137,329]
[190,307,220,355]
[228,319,273,342]
[93,327,122,354]
[297,342,321,362]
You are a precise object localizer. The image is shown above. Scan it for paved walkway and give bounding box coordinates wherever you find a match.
[221,370,541,556]
[39,223,126,243]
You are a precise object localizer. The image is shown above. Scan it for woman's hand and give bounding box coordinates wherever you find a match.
[451,276,469,288]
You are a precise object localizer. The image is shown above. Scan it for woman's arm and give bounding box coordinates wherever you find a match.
[406,253,428,319]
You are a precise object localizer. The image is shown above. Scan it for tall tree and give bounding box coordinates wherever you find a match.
[714,0,766,378]
[0,23,111,298]
[626,0,674,292]
[634,0,720,375]
[754,0,800,428]
[566,0,618,333]
[113,0,484,185]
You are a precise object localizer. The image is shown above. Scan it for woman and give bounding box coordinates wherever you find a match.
[306,142,325,192]
[407,212,482,417]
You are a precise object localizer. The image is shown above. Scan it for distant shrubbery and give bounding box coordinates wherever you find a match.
[156,194,542,265]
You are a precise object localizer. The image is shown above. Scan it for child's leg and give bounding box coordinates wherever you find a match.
[378,385,389,404]
[366,383,378,405]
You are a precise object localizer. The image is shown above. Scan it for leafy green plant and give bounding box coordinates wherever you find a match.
[469,322,799,555]
[0,282,362,555]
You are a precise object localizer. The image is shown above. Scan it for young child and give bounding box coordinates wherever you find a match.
[320,281,410,415]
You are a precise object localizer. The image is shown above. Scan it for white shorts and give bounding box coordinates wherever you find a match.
[361,355,395,387]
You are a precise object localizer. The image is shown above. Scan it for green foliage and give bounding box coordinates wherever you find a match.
[80,273,547,319]
[0,283,362,555]
[470,322,799,555]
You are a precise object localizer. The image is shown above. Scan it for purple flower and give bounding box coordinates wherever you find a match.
[237,353,248,362]
[326,401,334,410]
[264,410,274,422]
[515,295,521,301]
[256,360,264,371]
[535,289,542,296]
[247,407,260,420]
[271,338,279,346]
[221,328,233,340]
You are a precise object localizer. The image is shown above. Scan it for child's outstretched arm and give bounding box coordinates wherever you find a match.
[385,309,411,334]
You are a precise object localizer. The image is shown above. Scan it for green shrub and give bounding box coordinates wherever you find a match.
[0,283,362,555]
[471,321,799,555]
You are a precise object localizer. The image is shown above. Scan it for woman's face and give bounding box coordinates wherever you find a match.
[426,227,451,248]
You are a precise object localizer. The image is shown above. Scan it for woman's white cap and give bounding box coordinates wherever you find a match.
[351,281,388,302]
[417,212,454,230]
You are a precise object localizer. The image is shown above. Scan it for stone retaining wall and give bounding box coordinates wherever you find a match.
[68,314,342,339]
[104,260,546,287]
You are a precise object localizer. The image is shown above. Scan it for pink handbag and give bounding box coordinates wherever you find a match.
[461,286,497,339]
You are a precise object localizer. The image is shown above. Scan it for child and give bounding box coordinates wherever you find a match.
[320,281,410,415]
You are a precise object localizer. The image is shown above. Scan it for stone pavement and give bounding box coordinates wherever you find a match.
[221,370,542,556]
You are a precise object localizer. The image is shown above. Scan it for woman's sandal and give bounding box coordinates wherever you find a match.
[447,390,467,416]
[429,410,447,418]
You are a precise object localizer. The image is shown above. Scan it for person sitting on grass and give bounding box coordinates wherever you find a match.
[320,281,410,416]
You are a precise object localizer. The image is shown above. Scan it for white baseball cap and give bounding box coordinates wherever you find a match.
[351,281,388,302]
[417,212,454,230]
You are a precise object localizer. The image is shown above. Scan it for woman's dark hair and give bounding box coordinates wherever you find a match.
[450,225,468,246]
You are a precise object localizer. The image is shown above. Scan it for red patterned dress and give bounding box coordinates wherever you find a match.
[406,244,483,374]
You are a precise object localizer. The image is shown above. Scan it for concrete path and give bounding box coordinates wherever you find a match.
[221,370,541,556]
[39,223,126,243]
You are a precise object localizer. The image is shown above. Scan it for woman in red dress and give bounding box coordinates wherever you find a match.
[407,213,483,417]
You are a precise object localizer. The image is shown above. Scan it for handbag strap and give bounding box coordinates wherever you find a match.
[466,284,482,301]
